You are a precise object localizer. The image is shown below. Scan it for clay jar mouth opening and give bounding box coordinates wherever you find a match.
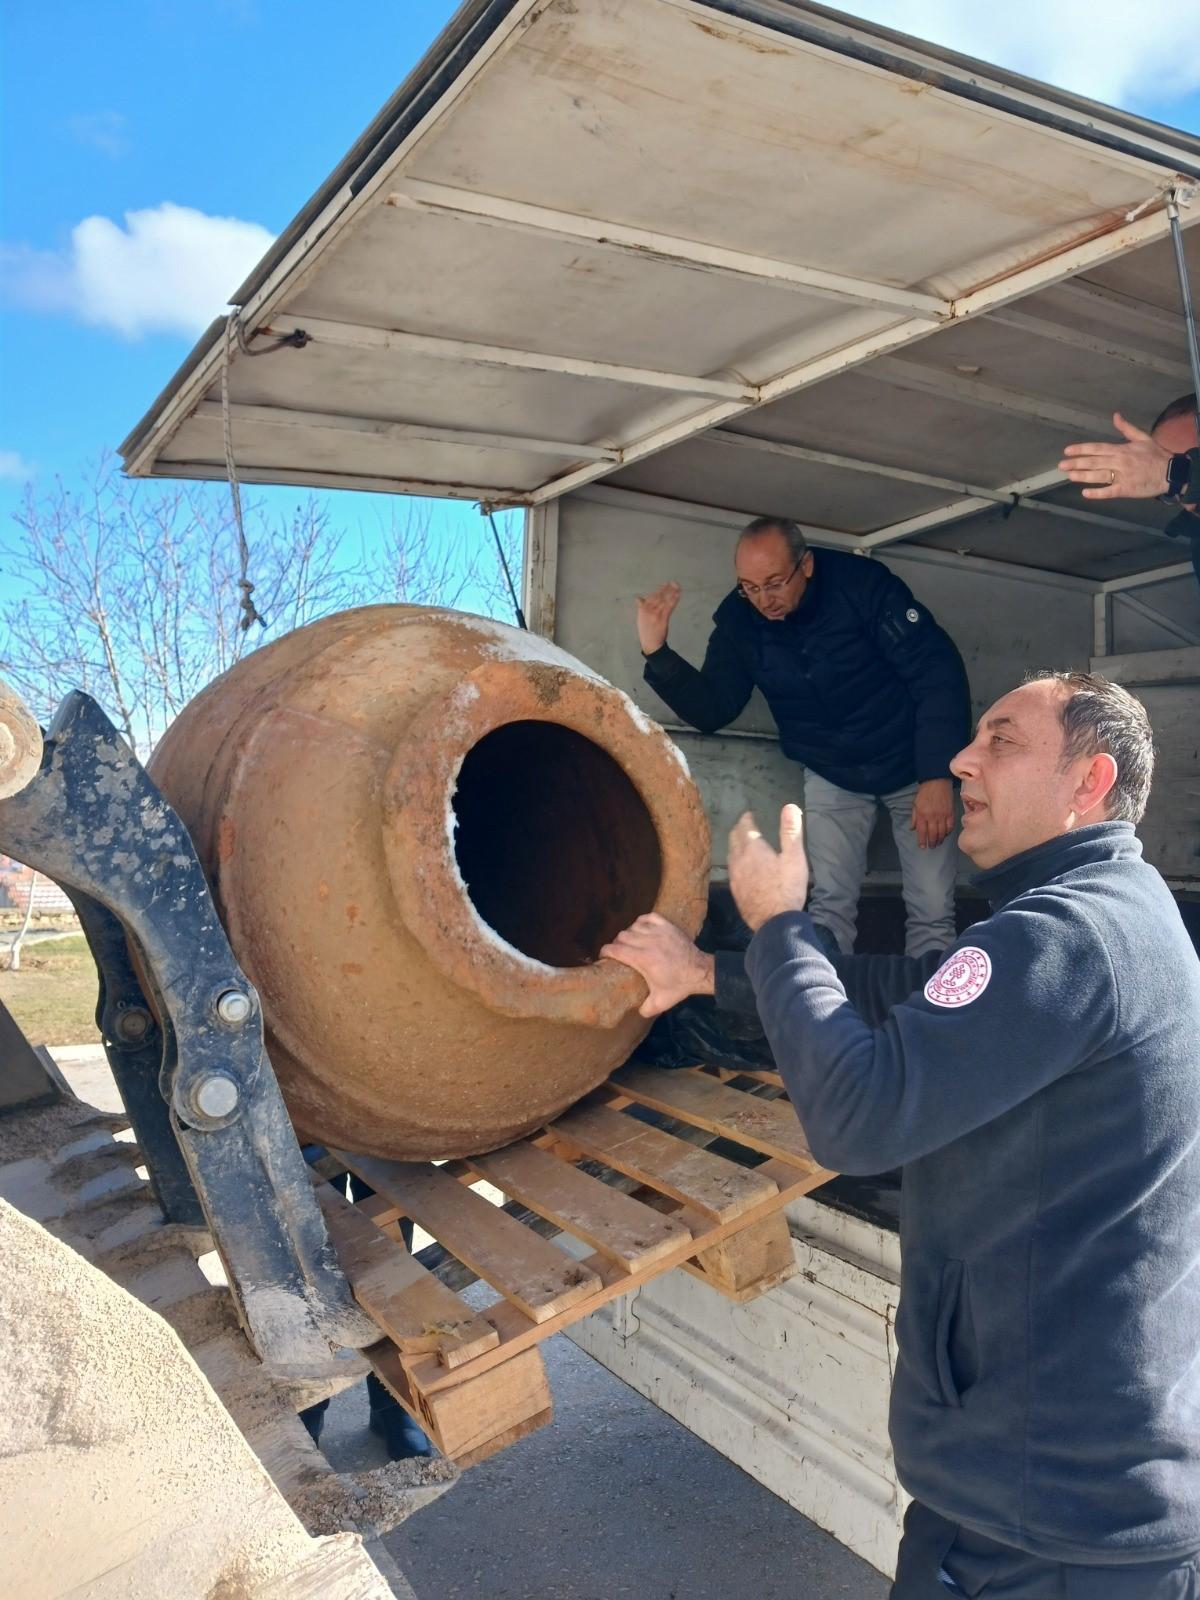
[451,719,663,968]
[384,656,707,1028]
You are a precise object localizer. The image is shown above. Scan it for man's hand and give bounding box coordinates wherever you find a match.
[600,912,715,1019]
[728,804,809,932]
[1059,413,1172,500]
[911,778,955,849]
[636,581,682,655]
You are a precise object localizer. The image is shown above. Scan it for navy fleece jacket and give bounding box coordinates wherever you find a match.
[746,822,1200,1563]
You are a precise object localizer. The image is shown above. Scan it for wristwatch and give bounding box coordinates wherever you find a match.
[1161,452,1194,504]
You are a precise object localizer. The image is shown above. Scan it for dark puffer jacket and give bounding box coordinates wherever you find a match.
[1165,506,1200,587]
[642,549,970,796]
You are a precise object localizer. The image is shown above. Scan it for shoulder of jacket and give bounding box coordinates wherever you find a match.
[986,883,1117,963]
[824,548,902,592]
[819,550,901,623]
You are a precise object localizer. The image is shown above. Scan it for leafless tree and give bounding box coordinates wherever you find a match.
[372,499,525,621]
[0,460,527,754]
[4,871,38,971]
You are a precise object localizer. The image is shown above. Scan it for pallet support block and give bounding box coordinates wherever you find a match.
[370,1342,552,1468]
[685,1210,797,1301]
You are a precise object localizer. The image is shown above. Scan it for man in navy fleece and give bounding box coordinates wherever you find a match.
[604,671,1200,1597]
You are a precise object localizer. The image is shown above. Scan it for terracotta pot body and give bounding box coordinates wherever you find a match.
[147,606,710,1160]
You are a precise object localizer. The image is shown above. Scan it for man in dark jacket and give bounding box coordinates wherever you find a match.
[604,671,1200,1597]
[1060,395,1200,586]
[637,517,971,957]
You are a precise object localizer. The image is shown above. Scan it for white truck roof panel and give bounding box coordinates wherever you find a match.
[120,0,1200,581]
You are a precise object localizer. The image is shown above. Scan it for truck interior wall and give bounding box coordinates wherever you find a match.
[1111,586,1199,656]
[549,489,1096,879]
[1101,586,1199,889]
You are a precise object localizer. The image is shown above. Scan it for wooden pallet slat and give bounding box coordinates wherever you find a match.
[614,1065,817,1168]
[315,1181,499,1368]
[466,1139,693,1272]
[550,1100,778,1221]
[331,1151,603,1323]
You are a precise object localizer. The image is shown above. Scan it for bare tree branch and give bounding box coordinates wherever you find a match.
[0,463,527,755]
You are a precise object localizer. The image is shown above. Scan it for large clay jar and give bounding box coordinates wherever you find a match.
[147,606,710,1159]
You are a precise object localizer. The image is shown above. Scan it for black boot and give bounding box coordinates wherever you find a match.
[300,1397,329,1445]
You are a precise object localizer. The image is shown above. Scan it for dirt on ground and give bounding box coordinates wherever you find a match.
[0,1198,385,1599]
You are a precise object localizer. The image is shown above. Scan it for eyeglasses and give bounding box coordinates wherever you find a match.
[737,560,801,602]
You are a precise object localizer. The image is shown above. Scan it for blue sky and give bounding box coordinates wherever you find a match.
[0,1,489,596]
[4,0,1200,597]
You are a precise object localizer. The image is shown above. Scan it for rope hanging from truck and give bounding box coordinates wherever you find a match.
[221,313,266,634]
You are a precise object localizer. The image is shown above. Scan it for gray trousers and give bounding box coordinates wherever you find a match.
[803,772,959,959]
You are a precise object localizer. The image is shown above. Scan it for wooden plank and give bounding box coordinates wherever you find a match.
[613,1067,817,1169]
[316,1182,498,1368]
[332,1152,602,1323]
[370,1341,553,1465]
[549,1102,777,1221]
[466,1140,693,1272]
[453,1405,554,1471]
[354,1191,401,1227]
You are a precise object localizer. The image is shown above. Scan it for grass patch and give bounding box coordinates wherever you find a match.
[0,934,102,1046]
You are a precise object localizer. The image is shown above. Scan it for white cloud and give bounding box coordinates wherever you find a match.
[0,451,35,483]
[0,202,275,339]
[66,111,130,159]
[852,1,1200,109]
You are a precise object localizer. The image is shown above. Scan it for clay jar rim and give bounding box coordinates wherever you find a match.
[382,658,708,1029]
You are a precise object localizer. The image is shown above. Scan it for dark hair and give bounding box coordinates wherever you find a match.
[738,516,809,562]
[1024,670,1155,823]
[1151,393,1197,433]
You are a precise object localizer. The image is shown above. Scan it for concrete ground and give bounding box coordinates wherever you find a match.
[53,1046,890,1600]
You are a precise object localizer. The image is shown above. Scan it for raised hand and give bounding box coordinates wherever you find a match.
[728,804,810,932]
[636,581,682,654]
[1059,413,1173,500]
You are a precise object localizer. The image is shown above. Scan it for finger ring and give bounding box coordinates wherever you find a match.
[1108,469,1116,486]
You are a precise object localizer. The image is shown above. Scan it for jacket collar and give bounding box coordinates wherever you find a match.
[972,821,1141,910]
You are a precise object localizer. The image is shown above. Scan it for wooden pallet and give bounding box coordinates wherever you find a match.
[317,1064,831,1468]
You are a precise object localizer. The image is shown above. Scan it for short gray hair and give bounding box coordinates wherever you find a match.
[1025,670,1155,823]
[738,516,809,563]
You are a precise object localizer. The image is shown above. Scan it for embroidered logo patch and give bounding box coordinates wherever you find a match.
[924,947,992,1009]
